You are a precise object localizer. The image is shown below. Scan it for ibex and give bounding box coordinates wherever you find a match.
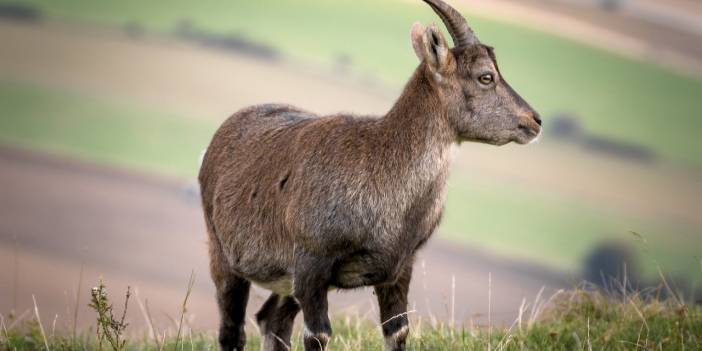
[199,0,541,350]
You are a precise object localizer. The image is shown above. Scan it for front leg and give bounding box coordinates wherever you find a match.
[294,252,333,351]
[375,263,412,351]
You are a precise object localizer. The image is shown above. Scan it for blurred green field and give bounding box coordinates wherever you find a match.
[20,0,702,167]
[1,80,699,281]
[0,81,213,178]
[442,176,702,279]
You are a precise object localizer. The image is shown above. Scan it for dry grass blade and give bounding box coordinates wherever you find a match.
[271,333,292,351]
[72,263,84,344]
[380,310,417,326]
[135,290,161,351]
[50,314,58,340]
[174,270,196,351]
[188,327,194,351]
[13,234,19,315]
[516,297,527,333]
[7,309,30,330]
[488,272,492,351]
[450,274,456,329]
[628,296,649,332]
[658,267,683,307]
[495,313,522,350]
[32,295,50,351]
[528,286,545,325]
[159,330,167,351]
[246,317,260,337]
[0,313,9,344]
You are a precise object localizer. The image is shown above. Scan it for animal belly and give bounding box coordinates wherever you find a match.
[332,260,394,289]
[251,276,293,296]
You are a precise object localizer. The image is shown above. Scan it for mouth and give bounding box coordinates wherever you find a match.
[516,124,541,144]
[458,124,541,146]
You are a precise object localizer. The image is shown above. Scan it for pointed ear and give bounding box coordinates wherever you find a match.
[410,22,426,61]
[411,23,453,78]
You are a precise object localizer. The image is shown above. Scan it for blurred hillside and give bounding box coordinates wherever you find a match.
[0,0,700,327]
[7,0,702,166]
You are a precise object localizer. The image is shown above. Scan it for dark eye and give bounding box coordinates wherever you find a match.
[478,74,494,85]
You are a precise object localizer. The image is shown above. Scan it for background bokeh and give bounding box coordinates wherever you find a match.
[0,0,700,331]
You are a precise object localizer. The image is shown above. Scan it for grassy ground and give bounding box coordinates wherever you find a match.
[18,0,702,167]
[1,0,701,290]
[1,281,700,350]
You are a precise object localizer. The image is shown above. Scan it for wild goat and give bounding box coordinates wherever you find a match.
[199,0,541,350]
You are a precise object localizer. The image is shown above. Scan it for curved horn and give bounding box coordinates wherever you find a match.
[422,0,477,47]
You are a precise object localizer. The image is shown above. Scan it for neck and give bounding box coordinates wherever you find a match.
[370,65,455,213]
[382,65,455,152]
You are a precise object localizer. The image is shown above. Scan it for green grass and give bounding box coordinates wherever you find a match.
[18,0,702,167]
[2,283,701,350]
[0,80,216,178]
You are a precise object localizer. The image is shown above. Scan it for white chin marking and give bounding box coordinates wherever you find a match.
[528,134,541,144]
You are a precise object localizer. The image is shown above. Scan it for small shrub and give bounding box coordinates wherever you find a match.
[88,280,131,351]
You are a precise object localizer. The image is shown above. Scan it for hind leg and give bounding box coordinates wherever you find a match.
[256,293,301,351]
[210,247,250,350]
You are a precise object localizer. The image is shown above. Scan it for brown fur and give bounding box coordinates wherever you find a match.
[199,1,540,350]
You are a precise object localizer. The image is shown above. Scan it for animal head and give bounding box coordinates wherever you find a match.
[413,0,541,145]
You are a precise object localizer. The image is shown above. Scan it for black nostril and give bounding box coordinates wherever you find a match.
[533,114,542,126]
